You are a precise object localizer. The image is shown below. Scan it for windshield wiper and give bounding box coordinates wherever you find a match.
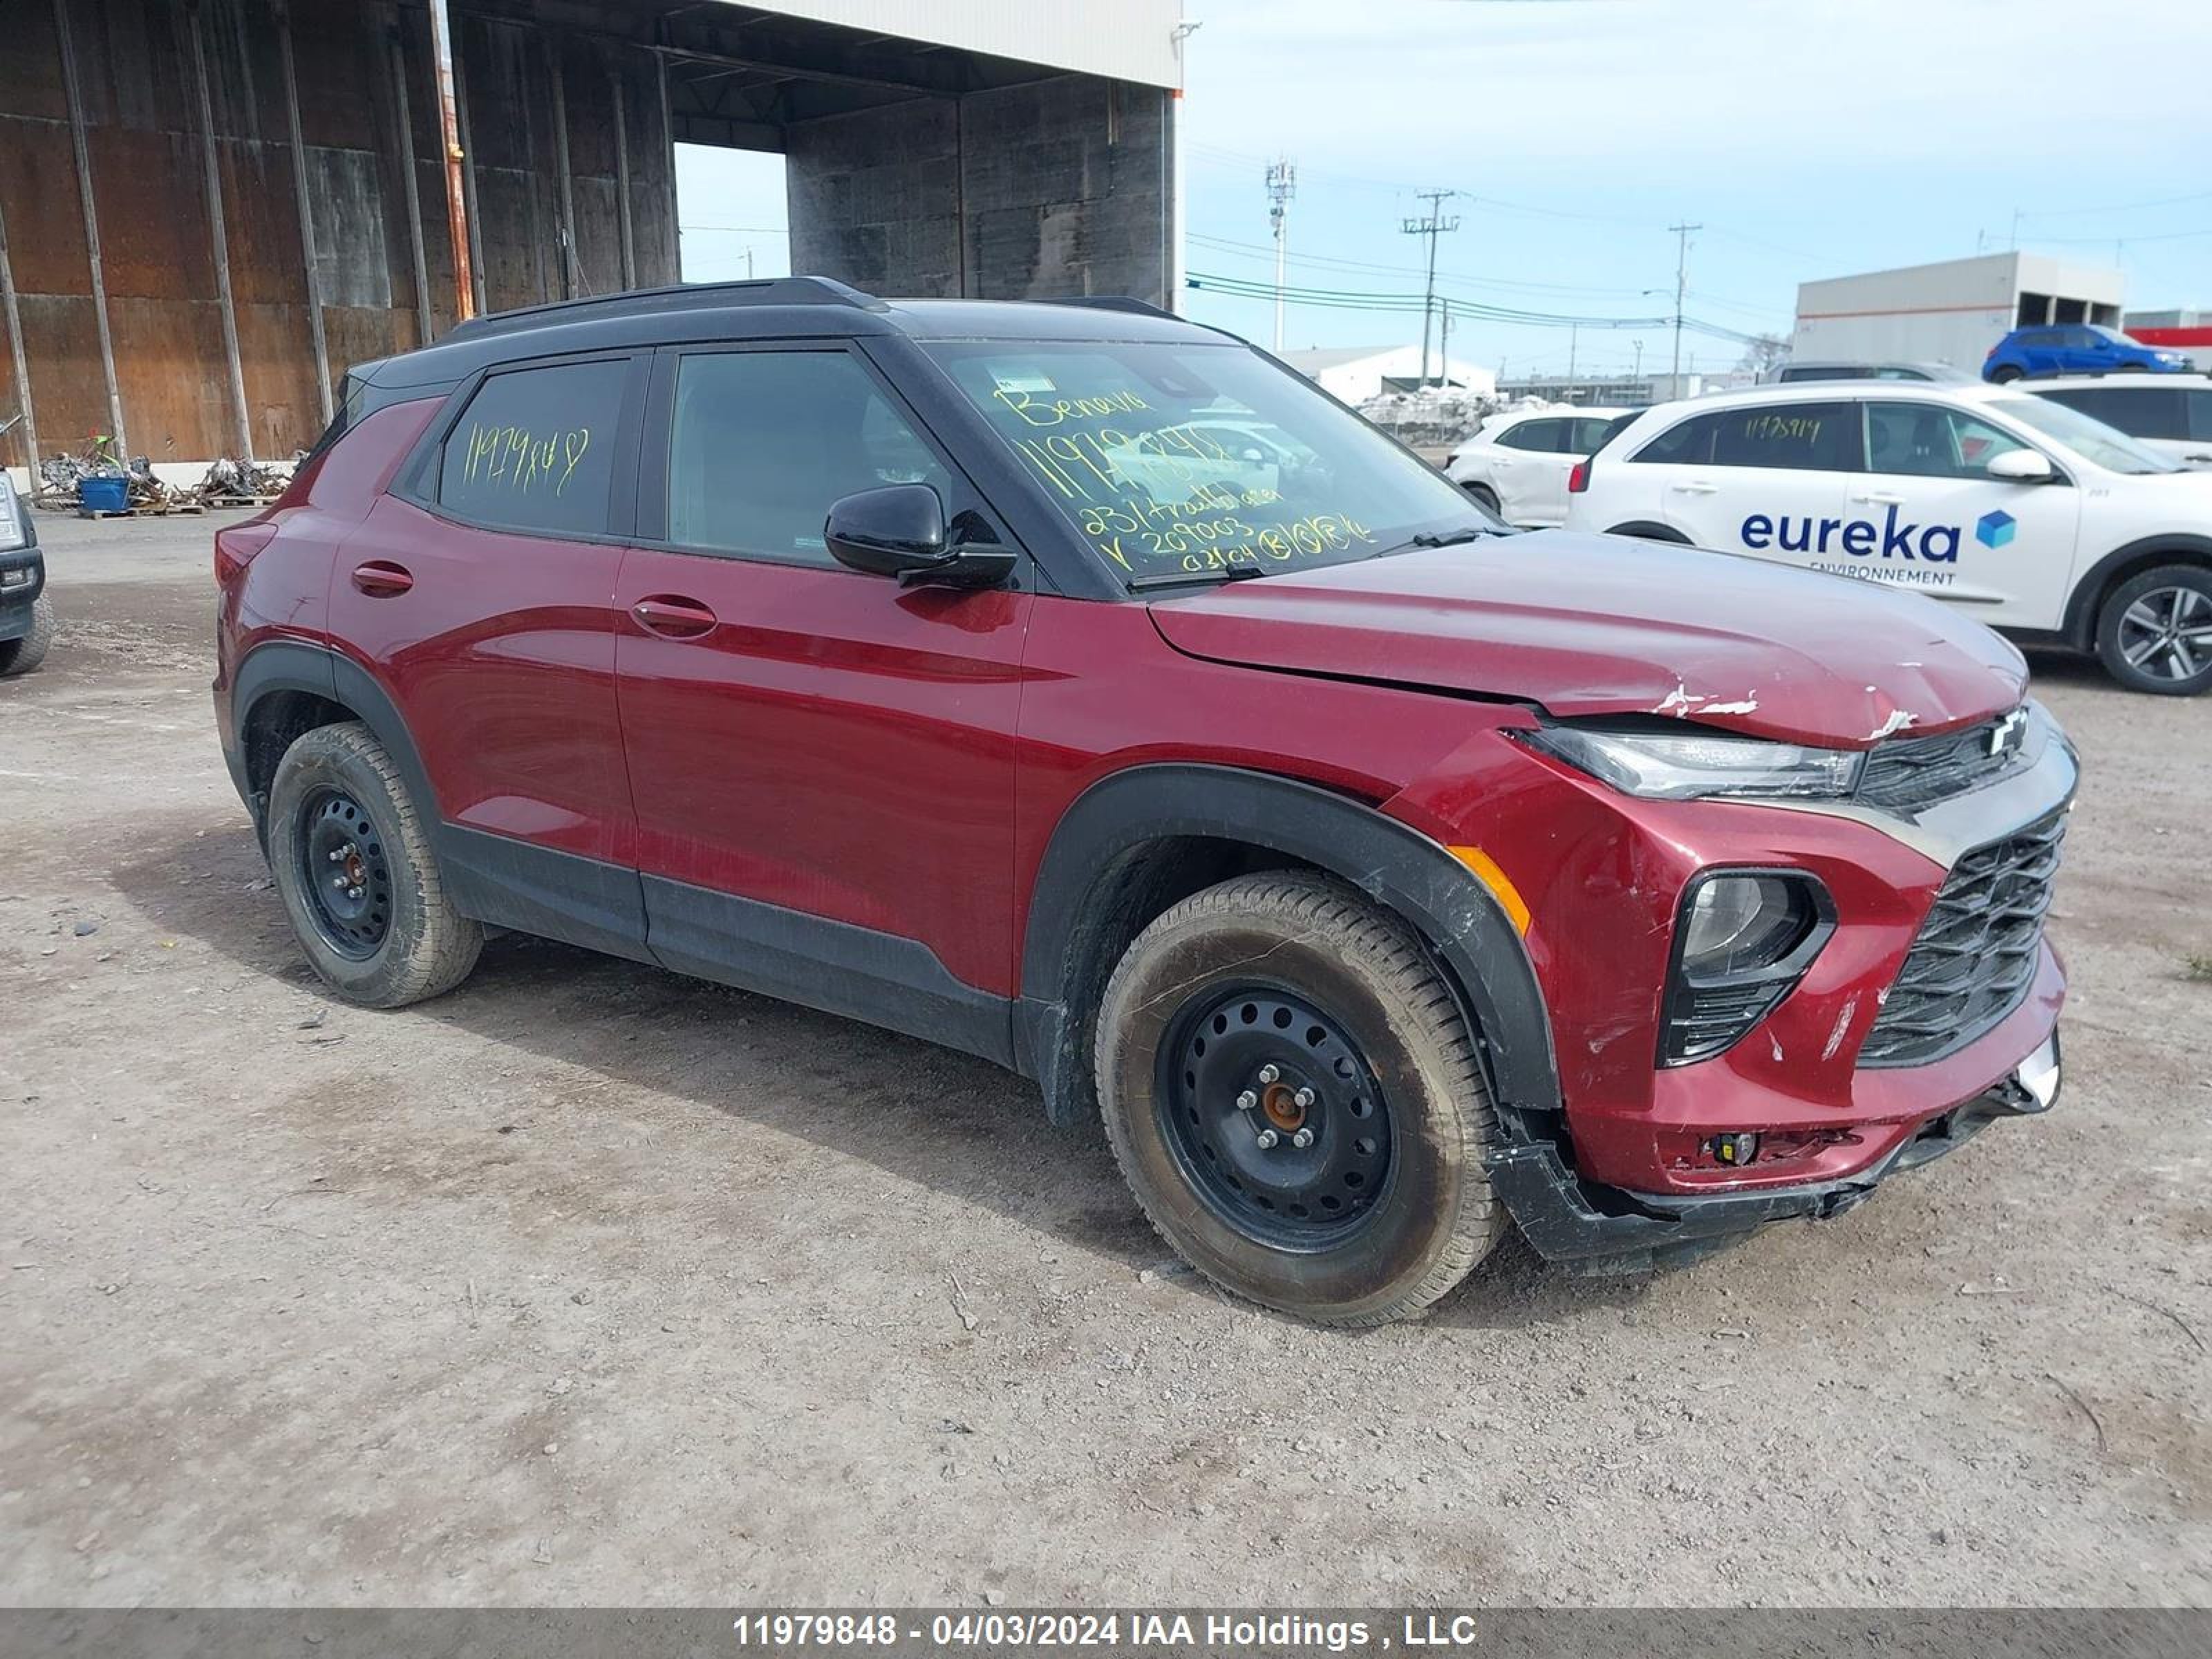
[1408,525,1503,549]
[1127,565,1272,592]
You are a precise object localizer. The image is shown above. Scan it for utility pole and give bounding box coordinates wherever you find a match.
[1265,157,1296,354]
[1632,337,1644,384]
[1566,322,1578,391]
[1668,221,1700,394]
[1438,299,1451,386]
[1401,189,1461,388]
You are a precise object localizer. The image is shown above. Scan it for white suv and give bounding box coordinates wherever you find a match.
[2023,373,2212,471]
[1564,382,2212,694]
[1445,406,1630,527]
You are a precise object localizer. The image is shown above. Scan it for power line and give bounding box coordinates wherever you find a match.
[1185,270,1761,345]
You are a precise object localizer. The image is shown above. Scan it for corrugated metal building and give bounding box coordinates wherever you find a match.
[1790,252,2126,373]
[0,0,1185,478]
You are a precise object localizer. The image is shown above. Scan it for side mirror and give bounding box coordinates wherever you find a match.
[824,485,1015,589]
[1987,449,2054,484]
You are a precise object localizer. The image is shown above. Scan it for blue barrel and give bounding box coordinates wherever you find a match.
[80,476,129,513]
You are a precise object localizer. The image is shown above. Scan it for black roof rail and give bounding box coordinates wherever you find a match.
[441,276,887,343]
[1040,296,1179,320]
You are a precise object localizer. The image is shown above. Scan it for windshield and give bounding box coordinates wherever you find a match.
[1991,395,2184,475]
[924,339,1491,584]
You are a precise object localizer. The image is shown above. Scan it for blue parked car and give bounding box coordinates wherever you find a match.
[1984,323,2192,383]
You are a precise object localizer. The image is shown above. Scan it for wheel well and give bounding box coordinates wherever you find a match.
[241,689,355,807]
[2068,543,2212,647]
[1035,834,1320,1127]
[1606,521,1690,544]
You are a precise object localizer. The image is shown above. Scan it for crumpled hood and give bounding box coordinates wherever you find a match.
[1145,532,2028,747]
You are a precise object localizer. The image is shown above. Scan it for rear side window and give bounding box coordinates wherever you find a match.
[2054,386,2186,440]
[1631,402,1858,470]
[437,359,628,535]
[665,350,950,565]
[1497,418,1568,453]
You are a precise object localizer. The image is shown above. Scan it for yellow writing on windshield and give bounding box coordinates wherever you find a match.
[460,422,592,494]
[992,386,1152,429]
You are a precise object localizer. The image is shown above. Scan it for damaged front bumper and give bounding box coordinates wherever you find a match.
[1488,1029,2062,1275]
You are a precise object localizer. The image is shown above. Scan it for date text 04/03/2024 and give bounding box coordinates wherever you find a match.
[729,1611,1489,1651]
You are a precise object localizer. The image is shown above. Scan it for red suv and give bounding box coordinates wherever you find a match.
[214,279,2074,1326]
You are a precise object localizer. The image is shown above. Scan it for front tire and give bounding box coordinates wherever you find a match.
[0,594,55,677]
[266,722,482,1006]
[1463,482,1503,518]
[1094,872,1505,1327]
[2095,565,2212,695]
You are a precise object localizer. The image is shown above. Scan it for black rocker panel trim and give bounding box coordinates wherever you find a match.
[439,827,655,966]
[641,874,1013,1067]
[1016,765,1562,1128]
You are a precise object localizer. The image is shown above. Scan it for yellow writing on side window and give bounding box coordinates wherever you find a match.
[460,422,592,495]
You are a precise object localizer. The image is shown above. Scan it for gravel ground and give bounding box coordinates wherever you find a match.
[3,512,2208,1608]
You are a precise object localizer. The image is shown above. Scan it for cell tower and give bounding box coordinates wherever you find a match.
[1266,158,1296,353]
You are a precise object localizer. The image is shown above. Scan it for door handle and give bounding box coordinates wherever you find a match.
[1850,491,1908,505]
[1671,480,1719,495]
[350,559,413,597]
[632,594,719,639]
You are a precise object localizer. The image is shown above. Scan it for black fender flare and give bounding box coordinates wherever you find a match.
[1604,521,1691,544]
[229,641,440,833]
[1014,763,1560,1129]
[2060,533,2212,648]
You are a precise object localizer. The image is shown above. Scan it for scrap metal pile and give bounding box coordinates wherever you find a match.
[26,436,297,513]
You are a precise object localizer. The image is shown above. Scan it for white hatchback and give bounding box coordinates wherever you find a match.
[1564,381,2212,694]
[1445,406,1630,527]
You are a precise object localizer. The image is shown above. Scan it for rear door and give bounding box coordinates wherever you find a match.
[1485,415,1571,524]
[611,341,1033,1049]
[1852,399,2081,626]
[334,350,647,950]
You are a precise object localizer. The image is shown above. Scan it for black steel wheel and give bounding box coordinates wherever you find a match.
[295,787,393,959]
[1095,872,1506,1327]
[1159,984,1394,1250]
[264,720,481,1007]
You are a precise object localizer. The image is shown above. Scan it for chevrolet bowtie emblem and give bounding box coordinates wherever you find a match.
[1989,709,2027,758]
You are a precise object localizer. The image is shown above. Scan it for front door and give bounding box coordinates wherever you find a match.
[612,343,1033,1056]
[1851,400,2081,628]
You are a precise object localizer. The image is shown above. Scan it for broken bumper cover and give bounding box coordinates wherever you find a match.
[1489,1028,2061,1271]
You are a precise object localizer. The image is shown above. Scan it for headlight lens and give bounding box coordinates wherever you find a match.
[1517,726,1864,800]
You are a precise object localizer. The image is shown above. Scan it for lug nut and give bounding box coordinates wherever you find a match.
[1293,1087,1315,1109]
[331,875,350,890]
[347,885,364,901]
[1255,1128,1279,1150]
[328,848,344,863]
[1235,1089,1258,1112]
[1293,1127,1313,1149]
[1257,1064,1280,1085]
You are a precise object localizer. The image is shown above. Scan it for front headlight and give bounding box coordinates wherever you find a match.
[1515,726,1864,800]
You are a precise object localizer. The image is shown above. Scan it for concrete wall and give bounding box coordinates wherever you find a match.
[786,74,1171,303]
[0,0,675,472]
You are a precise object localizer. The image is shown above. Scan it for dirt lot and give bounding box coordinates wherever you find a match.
[3,511,2209,1608]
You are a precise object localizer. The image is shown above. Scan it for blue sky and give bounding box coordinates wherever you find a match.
[677,0,2211,375]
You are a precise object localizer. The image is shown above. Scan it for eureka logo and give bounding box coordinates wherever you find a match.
[1741,503,1961,563]
[1977,510,2016,548]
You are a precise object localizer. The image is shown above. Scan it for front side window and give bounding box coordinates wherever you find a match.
[926,339,1481,582]
[666,350,950,564]
[1864,402,2032,479]
[438,358,628,535]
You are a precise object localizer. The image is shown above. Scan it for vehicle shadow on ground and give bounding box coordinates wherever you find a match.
[113,809,1639,1333]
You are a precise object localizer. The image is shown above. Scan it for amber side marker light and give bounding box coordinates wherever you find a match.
[1448,845,1531,936]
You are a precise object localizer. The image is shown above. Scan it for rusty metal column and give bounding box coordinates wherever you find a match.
[387,10,433,343]
[610,66,636,291]
[185,0,253,462]
[275,2,334,425]
[53,0,127,457]
[0,183,39,474]
[655,51,679,279]
[445,11,485,316]
[547,38,580,297]
[424,0,475,321]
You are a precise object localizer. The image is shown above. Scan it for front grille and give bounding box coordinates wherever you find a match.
[1857,713,2033,814]
[1859,810,2066,1068]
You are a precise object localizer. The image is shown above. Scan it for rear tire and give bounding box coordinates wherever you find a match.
[2094,565,2212,695]
[1463,482,1503,518]
[1988,364,2025,384]
[266,721,482,1006]
[0,594,55,677]
[1094,872,1506,1327]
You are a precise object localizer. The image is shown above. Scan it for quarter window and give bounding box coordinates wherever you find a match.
[666,350,950,564]
[437,359,628,535]
[2189,390,2212,442]
[1864,402,2032,479]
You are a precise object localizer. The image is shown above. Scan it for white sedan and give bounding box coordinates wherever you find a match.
[1445,407,1631,527]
